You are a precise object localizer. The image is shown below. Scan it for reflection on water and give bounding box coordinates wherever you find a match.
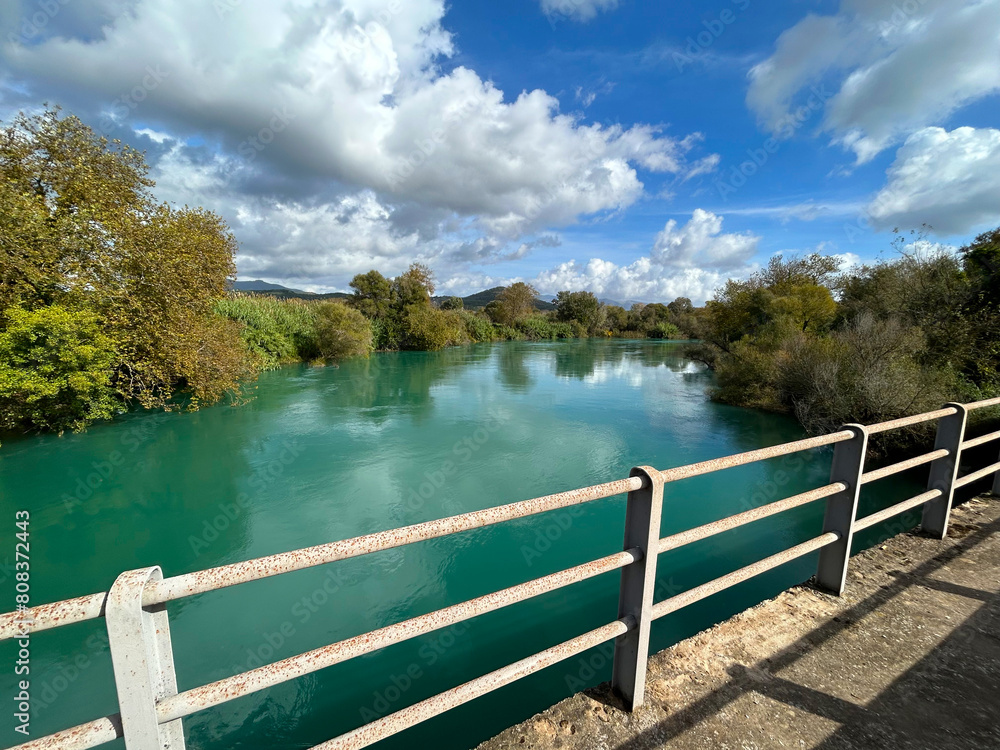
[0,340,924,750]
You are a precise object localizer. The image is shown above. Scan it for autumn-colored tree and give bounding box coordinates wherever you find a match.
[490,282,538,326]
[0,108,247,429]
[393,263,435,308]
[314,302,373,360]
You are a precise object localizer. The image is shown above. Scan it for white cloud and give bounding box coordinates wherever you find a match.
[2,0,702,234]
[748,0,1000,162]
[0,0,716,289]
[540,0,620,23]
[867,126,1000,235]
[497,210,759,305]
[651,209,759,269]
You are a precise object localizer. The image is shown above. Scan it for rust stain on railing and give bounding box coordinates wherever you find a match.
[860,449,950,485]
[157,548,640,723]
[144,476,645,607]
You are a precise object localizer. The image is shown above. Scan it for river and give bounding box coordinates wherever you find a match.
[0,340,924,749]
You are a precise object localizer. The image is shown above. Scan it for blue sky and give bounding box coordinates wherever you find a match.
[1,0,998,302]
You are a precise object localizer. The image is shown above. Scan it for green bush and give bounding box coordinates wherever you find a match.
[647,322,682,339]
[492,324,523,341]
[314,302,373,361]
[457,310,499,343]
[402,305,466,350]
[713,339,782,410]
[517,315,574,340]
[0,305,118,433]
[214,295,318,367]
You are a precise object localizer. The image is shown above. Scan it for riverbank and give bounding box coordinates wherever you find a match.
[478,493,1000,750]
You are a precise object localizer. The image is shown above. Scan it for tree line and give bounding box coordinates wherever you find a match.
[213,271,696,368]
[687,233,1000,450]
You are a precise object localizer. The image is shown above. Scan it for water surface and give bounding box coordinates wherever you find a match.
[0,340,922,749]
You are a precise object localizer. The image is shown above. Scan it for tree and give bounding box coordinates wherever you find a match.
[314,302,373,360]
[960,227,1000,389]
[440,296,464,310]
[492,282,538,326]
[604,305,628,333]
[839,248,972,372]
[963,226,1000,299]
[393,263,435,308]
[0,109,153,310]
[667,297,694,316]
[0,305,118,433]
[555,291,601,333]
[0,108,247,417]
[349,270,393,319]
[402,305,463,350]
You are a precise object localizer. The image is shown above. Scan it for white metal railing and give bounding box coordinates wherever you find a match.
[3,397,999,750]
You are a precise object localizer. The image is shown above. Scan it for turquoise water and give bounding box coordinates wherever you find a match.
[0,340,923,749]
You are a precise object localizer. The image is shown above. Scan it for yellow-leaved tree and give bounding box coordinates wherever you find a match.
[0,108,249,433]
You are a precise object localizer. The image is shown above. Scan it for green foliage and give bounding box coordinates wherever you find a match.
[777,314,954,437]
[517,315,574,340]
[392,263,435,308]
[603,305,628,332]
[369,317,391,350]
[401,305,466,350]
[440,296,464,310]
[713,338,782,410]
[314,302,373,360]
[555,291,602,333]
[701,245,1000,447]
[647,321,682,339]
[0,107,248,429]
[215,295,318,368]
[349,270,392,319]
[491,283,538,326]
[456,310,501,343]
[0,306,118,433]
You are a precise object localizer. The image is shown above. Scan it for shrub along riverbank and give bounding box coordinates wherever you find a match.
[688,238,1000,452]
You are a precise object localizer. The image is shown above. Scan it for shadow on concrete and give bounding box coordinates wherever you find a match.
[602,511,1000,750]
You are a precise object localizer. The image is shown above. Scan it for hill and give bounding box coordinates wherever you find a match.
[434,287,556,311]
[231,279,307,293]
[231,281,555,310]
[229,279,349,301]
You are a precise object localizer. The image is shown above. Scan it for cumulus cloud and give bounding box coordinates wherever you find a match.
[540,0,619,23]
[1,0,700,229]
[523,210,759,304]
[0,0,715,289]
[866,126,1000,235]
[748,0,1000,162]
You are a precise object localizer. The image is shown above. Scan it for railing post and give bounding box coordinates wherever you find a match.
[611,466,664,711]
[921,403,968,539]
[993,441,1000,495]
[107,567,186,750]
[816,425,868,596]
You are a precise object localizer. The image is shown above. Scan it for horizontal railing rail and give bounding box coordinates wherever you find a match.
[4,397,1000,750]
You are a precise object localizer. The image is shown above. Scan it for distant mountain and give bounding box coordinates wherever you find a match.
[231,279,307,293]
[232,281,560,309]
[229,280,350,301]
[433,287,556,311]
[599,298,646,309]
